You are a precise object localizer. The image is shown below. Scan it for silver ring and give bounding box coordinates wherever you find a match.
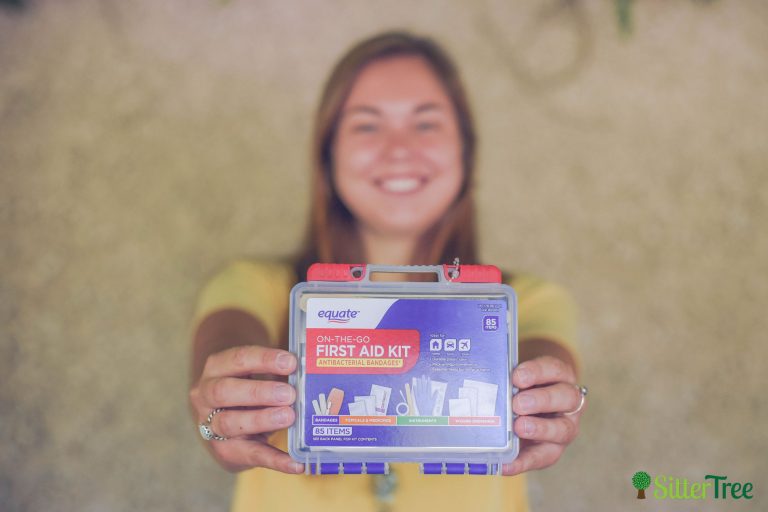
[563,385,588,416]
[198,408,228,441]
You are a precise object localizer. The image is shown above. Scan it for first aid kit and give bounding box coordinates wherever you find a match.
[288,263,518,475]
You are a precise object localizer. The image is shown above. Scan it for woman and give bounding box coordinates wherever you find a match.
[189,31,585,512]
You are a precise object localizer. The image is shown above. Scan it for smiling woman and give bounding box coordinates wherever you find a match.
[334,56,464,256]
[296,32,479,276]
[189,31,583,512]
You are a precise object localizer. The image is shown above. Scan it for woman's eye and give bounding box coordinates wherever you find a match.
[351,124,379,133]
[415,121,440,132]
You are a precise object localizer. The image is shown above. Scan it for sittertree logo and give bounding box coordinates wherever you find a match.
[632,471,651,499]
[629,470,754,501]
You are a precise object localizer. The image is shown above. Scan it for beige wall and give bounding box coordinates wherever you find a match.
[2,0,766,510]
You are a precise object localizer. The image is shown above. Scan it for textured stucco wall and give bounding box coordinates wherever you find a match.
[1,1,767,511]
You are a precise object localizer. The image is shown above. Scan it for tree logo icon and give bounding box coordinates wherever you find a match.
[632,471,651,499]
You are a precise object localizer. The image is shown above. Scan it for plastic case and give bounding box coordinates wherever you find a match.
[288,263,518,475]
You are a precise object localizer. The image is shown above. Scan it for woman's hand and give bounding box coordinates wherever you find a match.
[503,355,584,476]
[188,345,305,474]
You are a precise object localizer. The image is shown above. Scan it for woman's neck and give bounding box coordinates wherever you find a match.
[359,226,419,266]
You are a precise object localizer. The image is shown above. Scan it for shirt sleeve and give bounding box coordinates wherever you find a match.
[192,260,295,346]
[509,273,582,375]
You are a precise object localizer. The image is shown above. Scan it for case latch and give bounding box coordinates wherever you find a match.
[308,462,389,475]
[420,463,501,475]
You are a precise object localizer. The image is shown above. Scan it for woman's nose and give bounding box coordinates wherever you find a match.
[382,129,415,162]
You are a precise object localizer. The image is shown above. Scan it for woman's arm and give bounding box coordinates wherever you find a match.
[191,308,272,386]
[189,308,304,474]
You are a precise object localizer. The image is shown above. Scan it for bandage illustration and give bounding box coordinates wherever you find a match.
[347,400,368,416]
[319,393,327,415]
[352,395,376,415]
[327,388,344,415]
[312,388,345,415]
[449,398,472,417]
[462,379,498,416]
[370,384,391,416]
[458,386,479,416]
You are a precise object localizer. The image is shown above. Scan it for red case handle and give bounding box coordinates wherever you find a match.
[307,263,367,282]
[442,264,501,283]
[306,263,501,283]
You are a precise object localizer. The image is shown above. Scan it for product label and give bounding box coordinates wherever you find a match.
[307,328,420,374]
[303,297,511,449]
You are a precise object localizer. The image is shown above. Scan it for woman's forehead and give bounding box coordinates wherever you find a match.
[343,56,452,113]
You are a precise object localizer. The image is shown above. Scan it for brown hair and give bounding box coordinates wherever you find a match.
[294,31,478,280]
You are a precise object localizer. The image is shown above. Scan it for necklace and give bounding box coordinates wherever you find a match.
[371,467,399,512]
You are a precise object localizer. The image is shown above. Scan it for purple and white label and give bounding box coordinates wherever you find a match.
[303,297,511,449]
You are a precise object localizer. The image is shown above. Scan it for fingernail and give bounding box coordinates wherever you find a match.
[291,462,305,473]
[276,352,295,371]
[272,408,290,425]
[516,367,531,385]
[504,461,520,475]
[522,418,535,436]
[274,384,293,403]
[518,394,535,412]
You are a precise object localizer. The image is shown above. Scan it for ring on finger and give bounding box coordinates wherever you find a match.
[199,408,229,441]
[563,385,588,416]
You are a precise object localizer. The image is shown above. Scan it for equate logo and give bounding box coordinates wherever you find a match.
[318,309,359,324]
[631,471,754,501]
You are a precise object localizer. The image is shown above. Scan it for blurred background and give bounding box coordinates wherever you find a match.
[1,0,766,510]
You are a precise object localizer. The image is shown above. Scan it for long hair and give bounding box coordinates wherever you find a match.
[294,31,479,280]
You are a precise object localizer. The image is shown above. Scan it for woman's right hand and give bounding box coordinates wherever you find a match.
[188,345,305,474]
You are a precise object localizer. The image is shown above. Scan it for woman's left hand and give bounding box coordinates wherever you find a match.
[503,355,584,476]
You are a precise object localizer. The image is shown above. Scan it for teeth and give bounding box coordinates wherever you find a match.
[379,177,422,193]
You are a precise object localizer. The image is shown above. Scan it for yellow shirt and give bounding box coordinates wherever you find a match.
[194,260,579,512]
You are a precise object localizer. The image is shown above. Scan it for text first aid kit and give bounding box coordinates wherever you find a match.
[288,263,518,475]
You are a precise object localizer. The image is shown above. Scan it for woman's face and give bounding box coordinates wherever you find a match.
[332,56,463,239]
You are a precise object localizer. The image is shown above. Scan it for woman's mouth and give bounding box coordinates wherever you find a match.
[375,176,428,195]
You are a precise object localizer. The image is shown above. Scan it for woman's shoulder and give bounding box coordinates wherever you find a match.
[211,259,297,283]
[502,269,579,356]
[504,272,573,303]
[193,259,297,328]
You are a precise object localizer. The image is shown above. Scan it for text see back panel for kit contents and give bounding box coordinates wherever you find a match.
[303,296,510,449]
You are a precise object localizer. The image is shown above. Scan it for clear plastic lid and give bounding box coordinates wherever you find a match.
[288,264,518,475]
